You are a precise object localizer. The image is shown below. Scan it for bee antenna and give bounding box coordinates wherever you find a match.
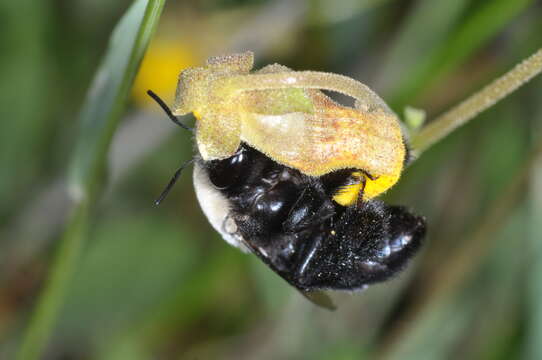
[154,159,195,206]
[147,90,193,132]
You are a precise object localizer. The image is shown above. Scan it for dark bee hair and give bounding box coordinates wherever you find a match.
[195,144,426,292]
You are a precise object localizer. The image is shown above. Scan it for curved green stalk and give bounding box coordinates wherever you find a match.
[16,1,165,359]
[411,47,542,154]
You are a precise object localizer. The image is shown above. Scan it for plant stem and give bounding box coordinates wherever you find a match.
[411,47,542,154]
[15,1,165,359]
[17,202,89,360]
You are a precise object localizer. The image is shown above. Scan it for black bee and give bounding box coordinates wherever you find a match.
[148,90,426,309]
[193,144,425,307]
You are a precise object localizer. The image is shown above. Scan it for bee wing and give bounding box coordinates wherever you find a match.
[238,237,336,310]
[299,290,336,310]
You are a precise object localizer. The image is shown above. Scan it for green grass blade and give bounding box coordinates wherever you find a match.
[526,112,542,360]
[17,1,165,359]
[68,0,165,201]
[390,0,534,108]
[17,202,89,360]
[377,0,469,94]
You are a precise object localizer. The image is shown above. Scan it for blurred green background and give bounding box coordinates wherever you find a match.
[1,0,542,359]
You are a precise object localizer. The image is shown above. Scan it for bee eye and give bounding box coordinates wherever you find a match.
[207,150,248,189]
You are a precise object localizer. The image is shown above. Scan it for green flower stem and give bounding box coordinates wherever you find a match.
[16,1,165,359]
[411,47,542,154]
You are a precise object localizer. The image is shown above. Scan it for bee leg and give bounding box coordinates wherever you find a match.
[283,184,335,233]
[355,171,378,206]
[356,175,368,205]
[361,170,377,181]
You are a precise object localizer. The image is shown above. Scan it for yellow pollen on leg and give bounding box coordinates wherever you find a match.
[332,169,401,206]
[333,183,362,206]
[332,171,363,206]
